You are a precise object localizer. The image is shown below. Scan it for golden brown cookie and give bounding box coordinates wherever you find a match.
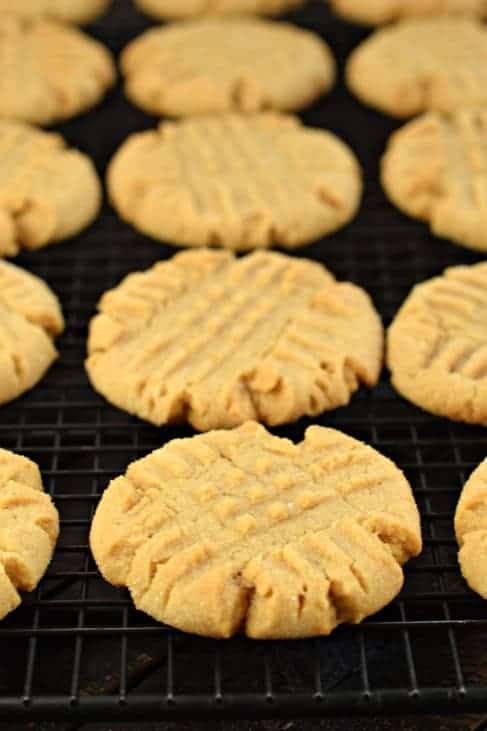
[0,0,111,24]
[86,250,383,431]
[382,109,487,253]
[107,113,362,250]
[455,458,487,600]
[0,449,59,621]
[387,262,487,425]
[346,17,487,118]
[0,260,64,406]
[0,121,102,257]
[330,0,487,25]
[135,0,305,20]
[0,16,115,125]
[90,421,422,638]
[121,18,335,117]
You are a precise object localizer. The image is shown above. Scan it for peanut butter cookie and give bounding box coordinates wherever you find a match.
[0,449,59,621]
[107,113,362,250]
[86,250,383,431]
[388,263,487,424]
[91,422,421,638]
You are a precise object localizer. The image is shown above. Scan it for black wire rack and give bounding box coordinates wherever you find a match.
[1,0,487,722]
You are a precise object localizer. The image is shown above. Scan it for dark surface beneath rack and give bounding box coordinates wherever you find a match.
[1,0,487,723]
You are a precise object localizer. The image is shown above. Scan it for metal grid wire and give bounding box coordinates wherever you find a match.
[0,0,487,721]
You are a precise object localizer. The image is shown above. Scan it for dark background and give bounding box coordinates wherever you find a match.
[0,0,486,727]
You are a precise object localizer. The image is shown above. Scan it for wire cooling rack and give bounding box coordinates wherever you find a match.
[1,0,487,722]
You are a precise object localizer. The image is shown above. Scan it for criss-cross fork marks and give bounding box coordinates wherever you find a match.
[388,262,487,425]
[108,113,361,249]
[0,450,59,621]
[414,265,487,380]
[172,116,325,219]
[382,108,487,251]
[86,249,383,431]
[90,423,421,639]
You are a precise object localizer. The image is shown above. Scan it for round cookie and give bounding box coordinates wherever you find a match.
[0,449,59,621]
[91,421,422,639]
[387,262,487,425]
[346,17,487,118]
[86,249,383,431]
[382,109,487,253]
[121,18,335,117]
[330,0,487,26]
[455,459,487,601]
[0,16,115,126]
[0,0,112,24]
[107,113,362,250]
[135,0,305,20]
[0,260,64,406]
[0,121,102,257]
